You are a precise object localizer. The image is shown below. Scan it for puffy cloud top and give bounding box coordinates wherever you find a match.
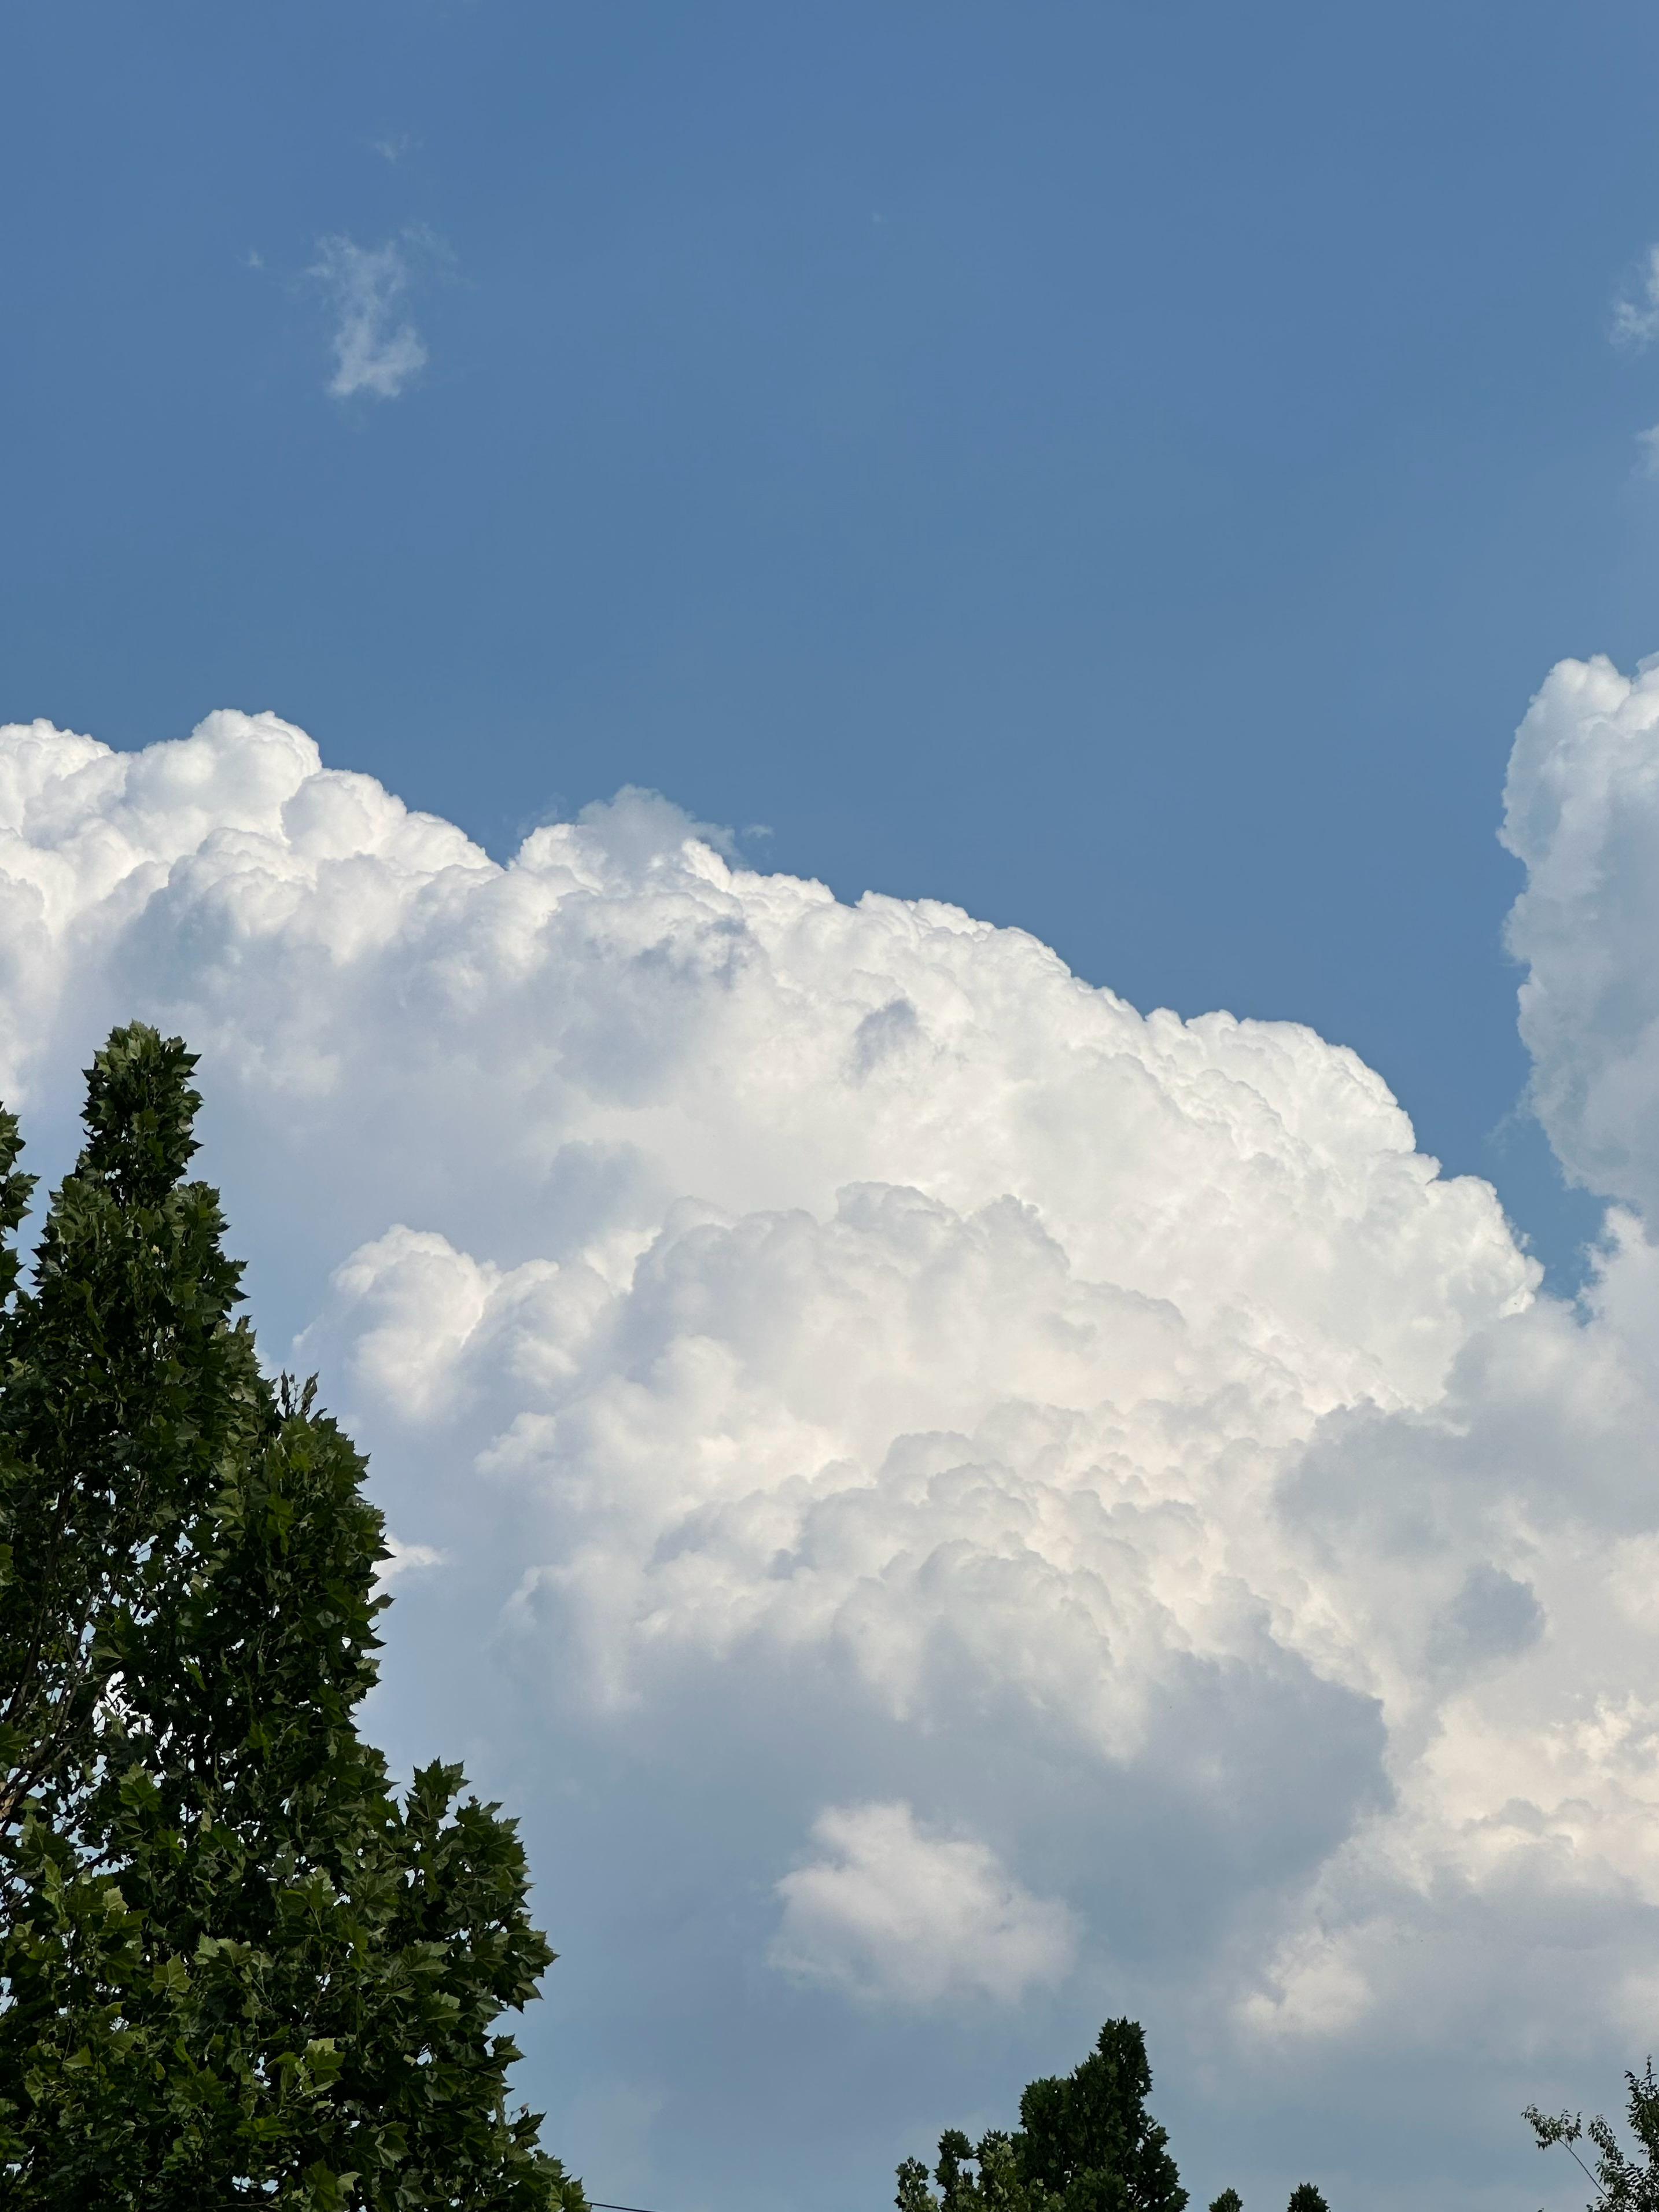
[2,696,1657,2207]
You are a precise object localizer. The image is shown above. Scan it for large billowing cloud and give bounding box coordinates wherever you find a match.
[2,685,1657,2207]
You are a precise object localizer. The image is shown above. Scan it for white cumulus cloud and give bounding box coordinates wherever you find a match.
[309,231,430,400]
[1503,651,1659,1221]
[2,683,1659,2203]
[770,1801,1076,2008]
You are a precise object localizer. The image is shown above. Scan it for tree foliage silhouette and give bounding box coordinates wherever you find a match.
[897,2018,1188,2212]
[0,1026,583,2210]
[1528,2059,1659,2208]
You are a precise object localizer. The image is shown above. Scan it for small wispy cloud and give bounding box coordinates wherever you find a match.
[1613,245,1659,349]
[374,1531,446,1586]
[308,229,439,401]
[371,132,421,166]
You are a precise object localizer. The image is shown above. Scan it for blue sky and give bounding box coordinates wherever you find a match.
[12,8,1659,2210]
[10,1,1659,1275]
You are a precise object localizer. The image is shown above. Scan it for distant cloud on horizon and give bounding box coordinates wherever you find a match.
[309,229,436,401]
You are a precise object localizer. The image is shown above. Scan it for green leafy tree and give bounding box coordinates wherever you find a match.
[1527,2060,1659,2208]
[0,1025,584,2210]
[897,2018,1188,2212]
[1285,2188,1328,2212]
[1208,2192,1243,2211]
